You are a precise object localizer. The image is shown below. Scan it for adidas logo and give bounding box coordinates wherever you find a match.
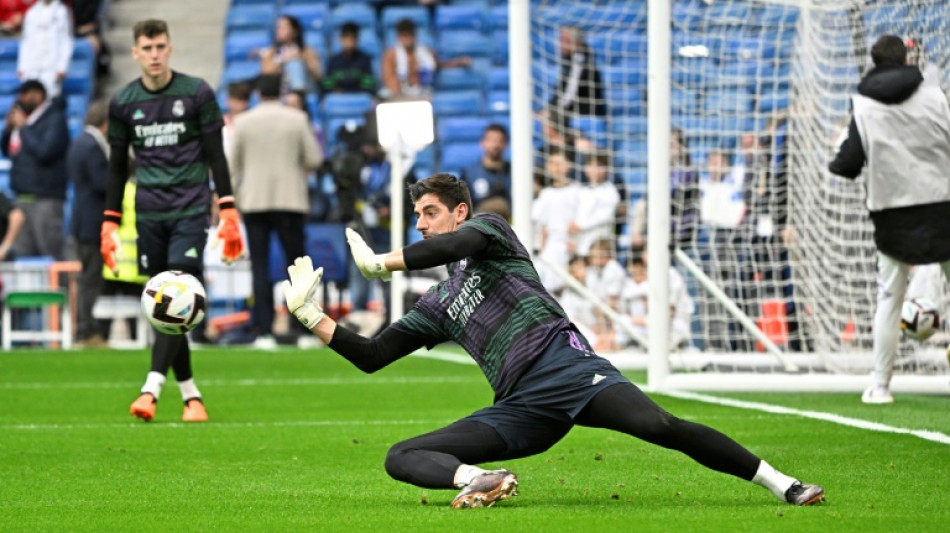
[133,109,145,120]
[184,247,198,258]
[592,374,606,385]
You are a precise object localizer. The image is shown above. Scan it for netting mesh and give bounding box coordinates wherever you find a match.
[530,0,950,375]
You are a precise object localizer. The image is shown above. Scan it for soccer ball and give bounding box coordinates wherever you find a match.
[900,297,940,342]
[141,271,207,335]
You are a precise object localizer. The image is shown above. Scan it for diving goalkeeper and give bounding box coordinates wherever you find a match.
[282,173,824,508]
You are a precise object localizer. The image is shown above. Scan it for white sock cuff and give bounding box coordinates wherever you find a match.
[141,371,166,399]
[453,464,488,488]
[751,460,797,501]
[178,378,201,402]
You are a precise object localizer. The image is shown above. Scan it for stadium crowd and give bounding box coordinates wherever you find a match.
[0,0,810,355]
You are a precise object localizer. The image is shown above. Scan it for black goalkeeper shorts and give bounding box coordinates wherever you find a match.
[136,214,209,277]
[462,328,630,456]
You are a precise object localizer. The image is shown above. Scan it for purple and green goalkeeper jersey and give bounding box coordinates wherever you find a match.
[393,213,572,398]
[108,72,222,220]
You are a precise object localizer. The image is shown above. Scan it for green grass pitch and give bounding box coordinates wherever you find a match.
[1,346,948,532]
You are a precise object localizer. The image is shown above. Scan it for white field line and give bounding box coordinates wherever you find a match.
[4,349,947,445]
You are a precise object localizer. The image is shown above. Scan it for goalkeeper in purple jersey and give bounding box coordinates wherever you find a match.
[282,173,824,509]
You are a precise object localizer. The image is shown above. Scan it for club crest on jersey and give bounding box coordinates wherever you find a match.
[458,258,468,271]
[133,109,145,120]
[172,100,185,117]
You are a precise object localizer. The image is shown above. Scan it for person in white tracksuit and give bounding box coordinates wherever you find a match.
[829,35,950,404]
[17,0,73,98]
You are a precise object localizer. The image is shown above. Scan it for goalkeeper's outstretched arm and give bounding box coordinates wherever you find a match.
[283,255,427,373]
[347,226,490,279]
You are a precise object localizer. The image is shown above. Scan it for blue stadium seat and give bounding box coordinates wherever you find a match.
[570,116,608,148]
[435,67,487,92]
[703,89,754,115]
[614,140,648,167]
[489,5,507,30]
[230,0,274,5]
[432,90,483,116]
[441,141,482,170]
[438,31,493,60]
[63,57,94,96]
[755,4,800,27]
[226,4,277,32]
[72,39,94,61]
[437,116,490,144]
[487,90,509,114]
[224,30,270,62]
[381,5,431,33]
[415,145,436,172]
[282,3,330,35]
[67,95,88,119]
[0,70,19,94]
[267,223,349,284]
[672,88,701,115]
[303,31,329,63]
[671,57,711,86]
[758,90,789,113]
[221,60,261,85]
[488,67,508,90]
[607,87,644,117]
[0,38,17,60]
[587,32,647,66]
[322,92,374,118]
[714,61,758,90]
[611,116,647,138]
[328,3,377,33]
[863,4,909,36]
[435,4,489,33]
[707,2,751,27]
[68,115,83,139]
[491,29,508,65]
[0,95,14,116]
[722,36,777,61]
[603,64,646,89]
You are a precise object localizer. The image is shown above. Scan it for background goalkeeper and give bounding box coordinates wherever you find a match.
[283,173,824,508]
[102,19,244,423]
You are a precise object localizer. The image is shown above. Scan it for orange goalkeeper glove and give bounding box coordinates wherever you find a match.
[100,211,121,275]
[216,197,245,264]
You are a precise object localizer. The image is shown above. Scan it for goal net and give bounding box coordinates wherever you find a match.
[528,0,950,392]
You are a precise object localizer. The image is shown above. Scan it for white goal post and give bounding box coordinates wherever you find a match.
[513,0,950,393]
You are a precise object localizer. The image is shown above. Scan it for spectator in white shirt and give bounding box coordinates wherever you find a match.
[569,150,619,256]
[585,237,626,350]
[532,146,580,293]
[17,0,73,97]
[620,246,694,350]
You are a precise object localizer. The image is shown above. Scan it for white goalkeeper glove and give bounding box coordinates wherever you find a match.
[281,256,325,329]
[345,227,391,281]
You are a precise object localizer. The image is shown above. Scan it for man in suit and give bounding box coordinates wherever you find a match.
[228,73,323,348]
[68,99,110,347]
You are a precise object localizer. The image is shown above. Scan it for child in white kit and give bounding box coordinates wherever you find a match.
[569,150,620,256]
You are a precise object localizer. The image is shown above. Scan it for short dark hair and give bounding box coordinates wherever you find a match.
[395,18,417,35]
[84,99,109,127]
[256,73,282,99]
[341,22,360,38]
[483,123,508,141]
[133,19,169,42]
[227,81,253,102]
[871,35,906,67]
[586,149,611,167]
[408,173,473,220]
[17,79,46,97]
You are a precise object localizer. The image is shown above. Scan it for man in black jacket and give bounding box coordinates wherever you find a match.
[323,22,375,95]
[549,26,606,119]
[829,35,950,404]
[67,100,109,347]
[1,79,70,259]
